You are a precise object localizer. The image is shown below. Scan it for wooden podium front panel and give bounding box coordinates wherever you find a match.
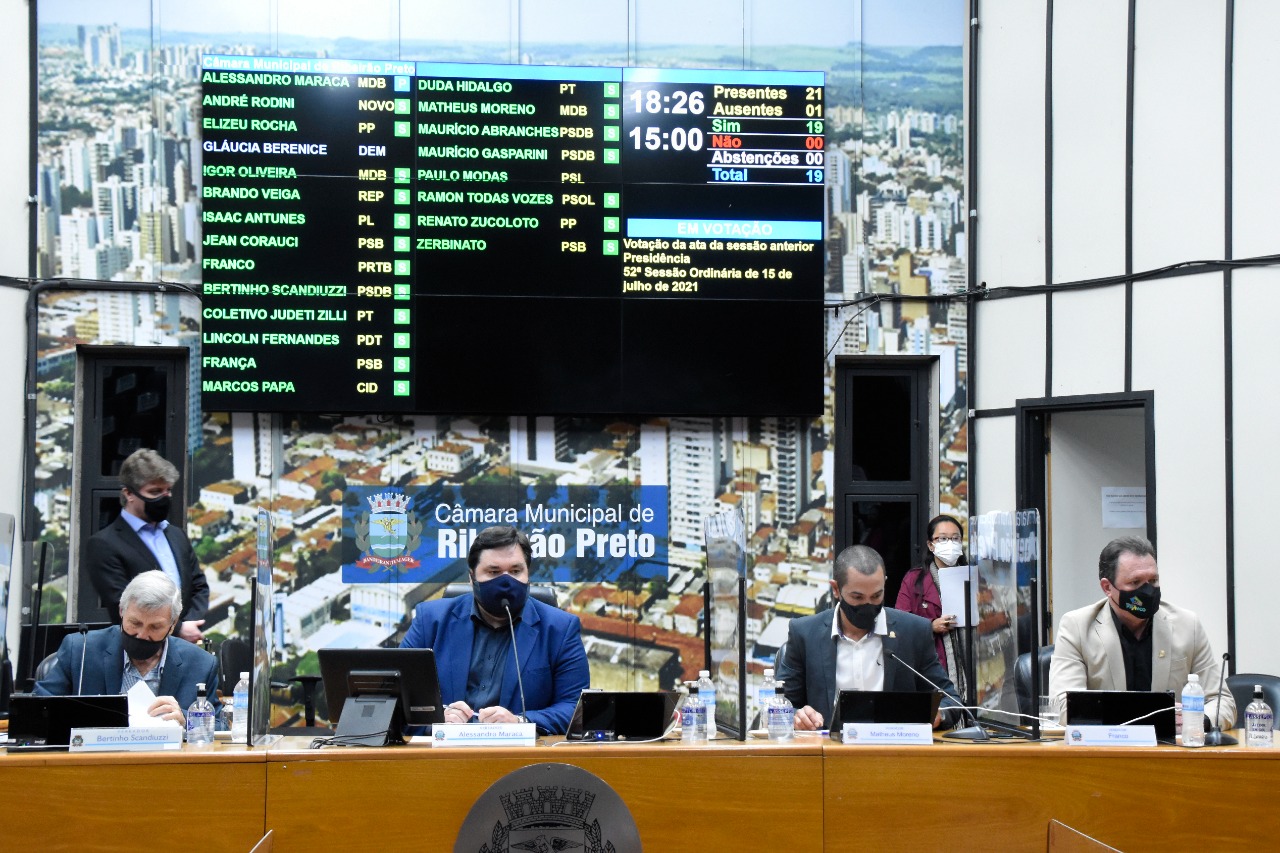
[0,748,266,853]
[824,742,1280,853]
[266,739,824,852]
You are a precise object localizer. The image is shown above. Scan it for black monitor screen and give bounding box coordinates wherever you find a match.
[318,647,444,728]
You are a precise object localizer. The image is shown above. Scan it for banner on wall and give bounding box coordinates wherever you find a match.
[341,484,669,584]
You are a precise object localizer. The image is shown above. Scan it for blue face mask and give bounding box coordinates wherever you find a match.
[473,572,529,619]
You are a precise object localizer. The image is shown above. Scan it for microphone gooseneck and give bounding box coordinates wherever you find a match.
[1204,651,1237,746]
[885,649,991,741]
[503,601,528,724]
[76,622,89,696]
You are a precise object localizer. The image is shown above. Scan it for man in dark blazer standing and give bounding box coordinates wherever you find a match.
[778,544,961,730]
[86,448,209,644]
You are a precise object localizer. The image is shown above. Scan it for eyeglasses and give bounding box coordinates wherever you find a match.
[931,536,962,544]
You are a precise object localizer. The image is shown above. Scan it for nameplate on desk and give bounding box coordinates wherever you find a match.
[69,726,184,752]
[1063,725,1157,747]
[839,723,933,745]
[429,722,536,747]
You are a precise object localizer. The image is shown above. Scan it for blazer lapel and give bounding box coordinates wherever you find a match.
[446,596,475,703]
[1091,606,1126,690]
[102,629,124,694]
[117,517,159,570]
[819,613,837,714]
[157,639,184,698]
[881,613,905,690]
[1151,609,1173,689]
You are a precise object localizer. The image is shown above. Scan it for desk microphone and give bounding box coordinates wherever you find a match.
[885,649,990,741]
[502,600,529,726]
[1204,652,1237,746]
[76,622,89,696]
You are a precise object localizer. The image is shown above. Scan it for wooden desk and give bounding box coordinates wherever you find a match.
[264,737,825,853]
[823,736,1279,852]
[0,744,266,853]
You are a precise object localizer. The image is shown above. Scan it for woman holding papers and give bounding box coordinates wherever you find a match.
[895,515,967,698]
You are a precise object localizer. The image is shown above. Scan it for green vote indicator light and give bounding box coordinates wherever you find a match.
[393,332,411,348]
[602,240,618,255]
[394,213,410,229]
[394,168,410,183]
[393,356,411,372]
[603,217,619,232]
[603,149,619,164]
[603,103,619,120]
[603,82,620,98]
[394,99,410,115]
[394,121,411,137]
[603,193,620,208]
[393,380,411,397]
[394,284,411,300]
[393,260,411,276]
[393,189,410,205]
[394,236,410,252]
[603,126,620,142]
[393,308,411,324]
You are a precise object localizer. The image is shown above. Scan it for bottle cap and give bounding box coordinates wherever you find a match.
[1255,684,1264,694]
[1188,674,1199,683]
[699,670,710,677]
[196,682,206,692]
[240,672,250,679]
[764,668,774,677]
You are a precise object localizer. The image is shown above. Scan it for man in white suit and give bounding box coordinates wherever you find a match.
[1049,536,1234,728]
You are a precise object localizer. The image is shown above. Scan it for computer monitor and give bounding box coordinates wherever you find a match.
[318,648,444,746]
[829,689,943,733]
[1065,690,1177,742]
[7,693,128,751]
[566,691,683,741]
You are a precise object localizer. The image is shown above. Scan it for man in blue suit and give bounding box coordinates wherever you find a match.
[401,525,589,734]
[36,570,219,725]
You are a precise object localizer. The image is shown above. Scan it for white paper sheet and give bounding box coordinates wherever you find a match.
[126,679,180,728]
[937,565,979,628]
[1101,487,1146,529]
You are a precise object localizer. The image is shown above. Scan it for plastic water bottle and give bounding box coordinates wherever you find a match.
[1245,685,1274,748]
[185,682,216,747]
[759,668,777,706]
[681,690,706,743]
[767,680,795,741]
[697,670,717,739]
[231,671,250,743]
[1181,673,1205,747]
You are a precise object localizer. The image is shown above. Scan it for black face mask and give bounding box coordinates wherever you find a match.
[839,600,883,632]
[122,629,166,661]
[1115,582,1161,620]
[138,492,172,524]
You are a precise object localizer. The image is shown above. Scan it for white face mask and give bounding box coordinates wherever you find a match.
[932,540,963,567]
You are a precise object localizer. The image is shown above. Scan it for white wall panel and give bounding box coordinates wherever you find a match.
[1050,287,1126,397]
[1131,272,1228,659]
[1230,0,1280,260]
[975,0,1045,290]
[973,294,1045,410]
[0,0,27,278]
[1131,0,1225,271]
[1228,267,1280,673]
[1050,0,1127,284]
[972,415,1016,516]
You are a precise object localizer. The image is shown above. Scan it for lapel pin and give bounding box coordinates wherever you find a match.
[889,631,896,639]
[1158,650,1165,658]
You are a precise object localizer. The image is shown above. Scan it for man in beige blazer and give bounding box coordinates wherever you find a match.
[1048,536,1235,728]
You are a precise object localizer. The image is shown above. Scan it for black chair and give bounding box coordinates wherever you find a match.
[217,638,253,700]
[1227,673,1280,729]
[1014,644,1055,716]
[33,652,59,685]
[442,582,559,608]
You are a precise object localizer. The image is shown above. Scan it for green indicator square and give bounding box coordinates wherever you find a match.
[394,212,411,229]
[603,148,619,164]
[393,236,410,252]
[394,283,411,299]
[393,356,411,372]
[394,99,411,115]
[393,332,412,349]
[394,167,411,183]
[603,103,619,120]
[393,381,411,397]
[603,125,620,142]
[603,192,620,208]
[394,189,410,205]
[393,259,411,276]
[602,240,619,255]
[603,82,619,98]
[394,308,411,324]
[394,121,411,137]
[603,216,620,232]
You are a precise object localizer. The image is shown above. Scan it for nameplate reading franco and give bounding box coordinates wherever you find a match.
[838,723,933,745]
[428,722,537,747]
[1063,725,1157,747]
[69,726,184,752]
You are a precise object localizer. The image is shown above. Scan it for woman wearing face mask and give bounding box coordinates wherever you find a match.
[895,515,967,697]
